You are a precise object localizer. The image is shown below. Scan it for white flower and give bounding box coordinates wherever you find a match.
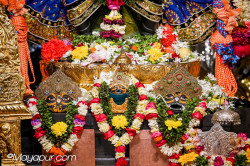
[61,143,73,151]
[138,87,147,95]
[92,31,100,36]
[174,57,181,63]
[148,119,159,133]
[67,134,79,146]
[131,118,143,131]
[120,133,131,145]
[97,121,110,133]
[108,135,119,145]
[115,152,125,159]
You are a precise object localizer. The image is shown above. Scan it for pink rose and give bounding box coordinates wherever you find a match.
[238,133,247,141]
[146,102,156,110]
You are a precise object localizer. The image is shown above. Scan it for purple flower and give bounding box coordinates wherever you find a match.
[214,156,224,166]
[73,118,85,126]
[31,119,41,126]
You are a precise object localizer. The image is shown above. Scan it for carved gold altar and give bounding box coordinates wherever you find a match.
[40,61,201,90]
[0,5,31,166]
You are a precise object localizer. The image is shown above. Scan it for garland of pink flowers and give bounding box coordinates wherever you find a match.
[27,96,88,166]
[89,81,149,166]
[145,99,208,166]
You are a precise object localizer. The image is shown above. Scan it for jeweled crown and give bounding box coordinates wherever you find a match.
[153,65,202,99]
[35,70,81,100]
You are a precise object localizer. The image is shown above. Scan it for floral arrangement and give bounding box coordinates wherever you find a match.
[100,0,126,39]
[232,0,250,23]
[197,73,235,111]
[175,132,250,166]
[41,39,74,62]
[89,71,149,166]
[146,96,206,157]
[27,96,88,165]
[232,25,250,58]
[156,24,201,62]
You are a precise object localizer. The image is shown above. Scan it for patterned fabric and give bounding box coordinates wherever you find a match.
[213,43,239,65]
[212,0,224,9]
[162,0,213,25]
[216,20,228,37]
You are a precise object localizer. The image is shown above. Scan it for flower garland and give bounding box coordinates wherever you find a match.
[176,132,250,166]
[27,96,88,165]
[89,72,149,166]
[146,96,207,159]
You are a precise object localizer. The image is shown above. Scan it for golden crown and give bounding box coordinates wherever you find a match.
[154,65,202,99]
[35,70,81,100]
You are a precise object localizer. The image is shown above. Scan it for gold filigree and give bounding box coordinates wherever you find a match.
[198,123,237,156]
[109,98,128,113]
[127,3,161,22]
[137,0,163,15]
[69,2,102,27]
[153,65,202,99]
[39,61,201,91]
[35,70,81,100]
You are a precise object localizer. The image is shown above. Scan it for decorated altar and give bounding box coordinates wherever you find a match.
[0,0,250,166]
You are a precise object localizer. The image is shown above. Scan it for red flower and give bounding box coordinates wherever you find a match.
[243,145,250,151]
[72,126,83,136]
[226,157,235,165]
[34,128,46,139]
[207,156,211,160]
[65,45,74,52]
[75,114,86,121]
[89,98,100,105]
[115,146,126,153]
[106,0,125,10]
[167,110,174,115]
[32,114,41,120]
[94,113,107,122]
[146,113,158,120]
[198,101,207,109]
[180,134,189,144]
[135,82,145,88]
[168,162,180,166]
[139,95,148,101]
[191,112,203,121]
[77,101,88,107]
[94,83,102,87]
[125,128,136,137]
[146,102,156,110]
[51,155,67,166]
[27,101,37,107]
[41,39,66,62]
[156,140,166,147]
[171,53,180,59]
[116,157,128,166]
[169,154,181,159]
[134,113,145,120]
[104,130,115,140]
[195,146,204,154]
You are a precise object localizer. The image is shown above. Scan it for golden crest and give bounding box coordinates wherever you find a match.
[154,65,202,99]
[109,98,128,113]
[35,70,81,100]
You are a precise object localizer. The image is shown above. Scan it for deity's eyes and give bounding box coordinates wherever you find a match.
[62,95,71,102]
[180,94,187,101]
[165,94,174,100]
[46,95,56,102]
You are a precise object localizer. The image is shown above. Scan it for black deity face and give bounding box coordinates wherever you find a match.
[110,85,127,94]
[165,92,188,113]
[45,93,72,113]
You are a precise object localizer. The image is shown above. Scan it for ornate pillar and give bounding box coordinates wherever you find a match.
[0,4,31,166]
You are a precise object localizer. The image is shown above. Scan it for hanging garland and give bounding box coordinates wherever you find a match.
[27,96,88,165]
[146,96,207,160]
[89,72,149,166]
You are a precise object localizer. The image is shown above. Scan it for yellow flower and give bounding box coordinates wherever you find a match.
[185,144,195,150]
[51,122,68,137]
[179,47,191,58]
[111,115,128,129]
[178,152,199,166]
[148,45,164,63]
[164,120,182,130]
[71,45,89,60]
[212,96,225,105]
[105,14,122,20]
[247,148,250,162]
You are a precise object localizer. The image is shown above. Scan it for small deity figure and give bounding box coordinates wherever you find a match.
[154,65,202,113]
[35,70,81,113]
